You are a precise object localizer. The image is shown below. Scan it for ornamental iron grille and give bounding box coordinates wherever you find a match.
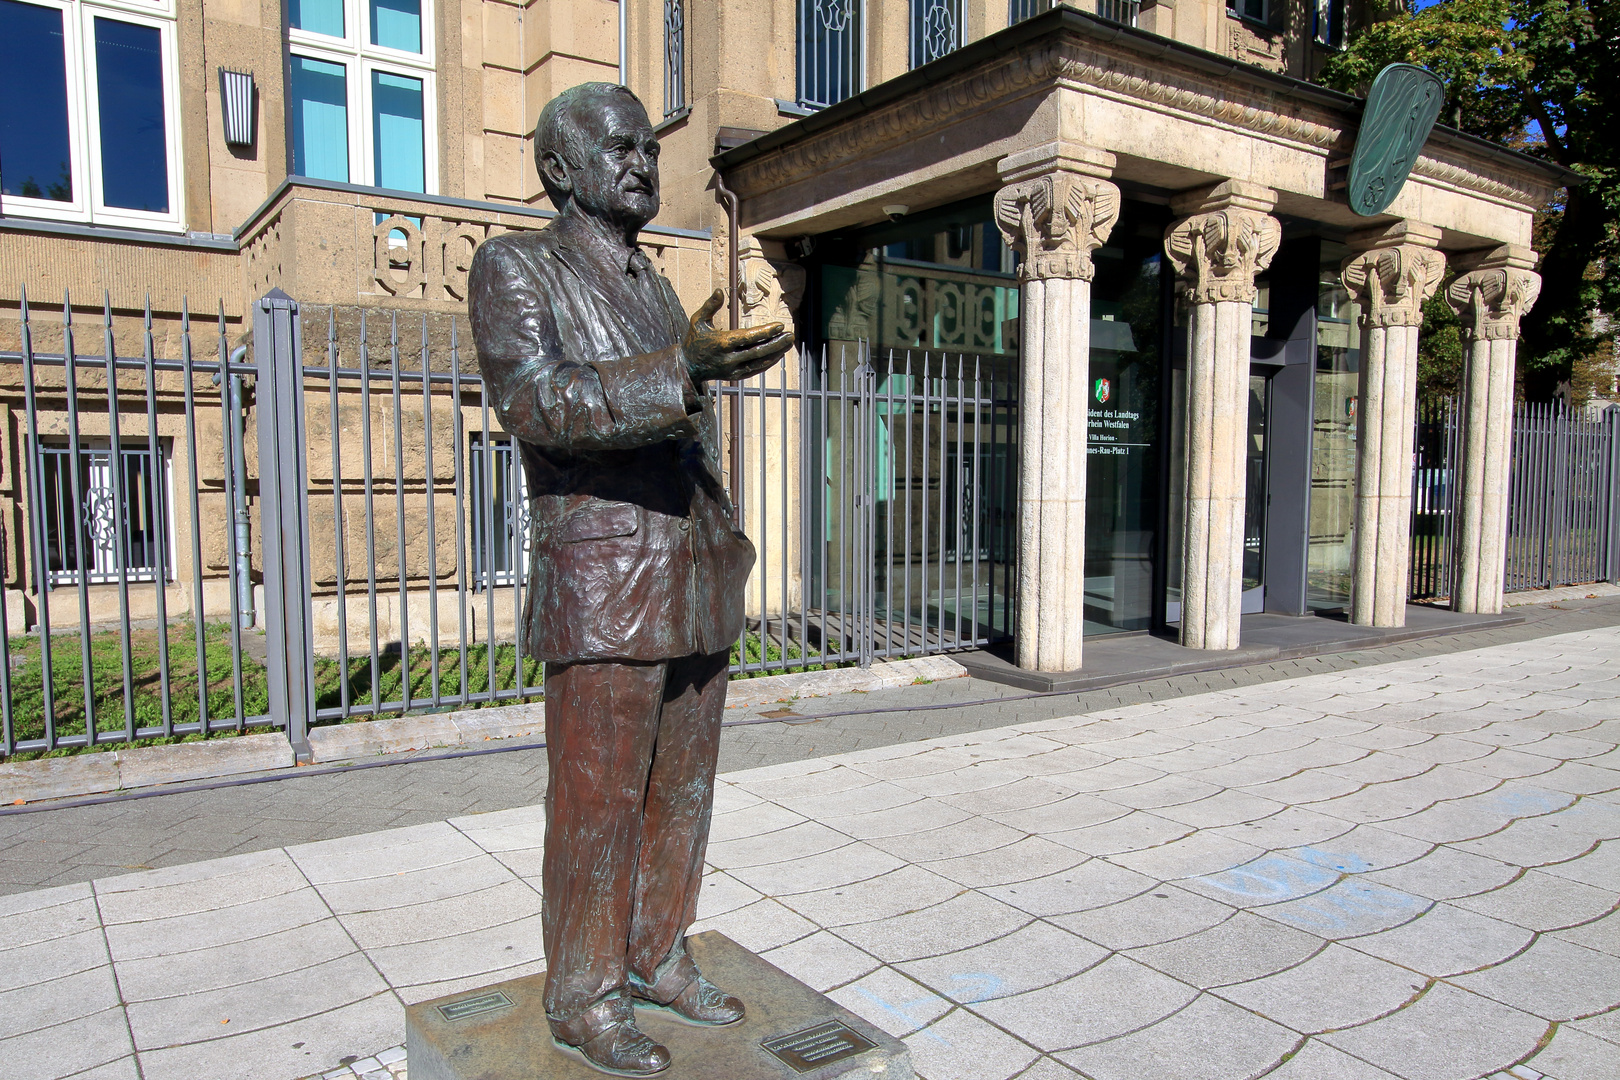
[1009,0,1139,26]
[911,0,963,68]
[39,440,172,586]
[664,0,686,118]
[798,0,862,110]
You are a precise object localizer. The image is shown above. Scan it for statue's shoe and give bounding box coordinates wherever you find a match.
[551,996,671,1077]
[635,974,745,1027]
[551,1021,671,1077]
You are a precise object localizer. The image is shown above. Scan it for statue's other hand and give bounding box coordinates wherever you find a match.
[685,289,794,383]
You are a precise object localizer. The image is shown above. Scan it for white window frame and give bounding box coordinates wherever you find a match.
[288,0,438,194]
[1,0,184,231]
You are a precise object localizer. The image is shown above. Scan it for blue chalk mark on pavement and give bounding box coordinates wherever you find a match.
[949,972,1005,1003]
[1194,854,1339,904]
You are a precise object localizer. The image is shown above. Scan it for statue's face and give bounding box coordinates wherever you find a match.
[566,95,661,229]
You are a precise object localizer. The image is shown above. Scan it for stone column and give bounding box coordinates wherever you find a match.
[1340,222,1447,627]
[1164,181,1280,650]
[994,143,1120,672]
[1445,246,1541,614]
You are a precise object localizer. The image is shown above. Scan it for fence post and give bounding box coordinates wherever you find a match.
[254,289,316,763]
[1608,405,1620,584]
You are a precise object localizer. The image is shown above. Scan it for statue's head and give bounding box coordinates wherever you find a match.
[534,83,660,231]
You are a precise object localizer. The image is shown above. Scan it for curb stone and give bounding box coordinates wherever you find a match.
[0,657,966,803]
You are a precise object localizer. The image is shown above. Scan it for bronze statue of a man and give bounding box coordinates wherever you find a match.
[466,83,791,1076]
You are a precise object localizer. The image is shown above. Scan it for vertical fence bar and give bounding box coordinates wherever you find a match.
[970,356,984,645]
[818,346,829,664]
[99,296,137,743]
[953,354,966,647]
[758,368,770,671]
[178,306,210,736]
[884,350,897,657]
[919,353,931,655]
[450,319,471,702]
[421,317,442,707]
[903,351,914,654]
[61,295,99,746]
[780,338,790,669]
[799,348,811,668]
[390,315,412,712]
[480,380,497,701]
[511,418,528,698]
[138,300,174,735]
[863,343,876,668]
[19,289,59,753]
[328,310,351,718]
[360,315,382,715]
[217,307,247,729]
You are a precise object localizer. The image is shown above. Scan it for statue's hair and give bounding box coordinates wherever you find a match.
[533,83,642,208]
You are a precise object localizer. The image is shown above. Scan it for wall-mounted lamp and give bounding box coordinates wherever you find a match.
[219,68,256,148]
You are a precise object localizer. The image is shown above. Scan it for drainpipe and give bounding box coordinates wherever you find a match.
[214,345,255,628]
[618,0,628,87]
[713,171,743,520]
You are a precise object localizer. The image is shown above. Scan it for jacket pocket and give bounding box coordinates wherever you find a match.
[557,502,639,543]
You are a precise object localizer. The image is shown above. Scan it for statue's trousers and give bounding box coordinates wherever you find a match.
[539,650,731,1026]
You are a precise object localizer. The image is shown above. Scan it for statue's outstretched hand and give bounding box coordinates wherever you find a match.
[684,289,793,383]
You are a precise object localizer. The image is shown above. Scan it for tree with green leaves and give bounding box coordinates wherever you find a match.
[1319,0,1618,402]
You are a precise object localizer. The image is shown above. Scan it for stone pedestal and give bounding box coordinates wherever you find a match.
[1164,182,1281,650]
[405,932,913,1080]
[1445,246,1541,614]
[1340,222,1446,628]
[994,142,1120,672]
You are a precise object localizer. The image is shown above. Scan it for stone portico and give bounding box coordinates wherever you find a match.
[715,8,1566,673]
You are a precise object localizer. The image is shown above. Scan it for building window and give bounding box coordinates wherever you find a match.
[469,434,528,589]
[1228,0,1270,24]
[911,0,962,68]
[1314,0,1344,47]
[1010,0,1138,26]
[797,0,862,110]
[38,439,173,586]
[0,0,182,230]
[288,0,436,193]
[664,0,685,118]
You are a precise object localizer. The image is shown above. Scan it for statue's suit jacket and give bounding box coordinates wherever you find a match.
[467,227,754,664]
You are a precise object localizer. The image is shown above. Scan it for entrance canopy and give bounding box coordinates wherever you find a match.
[713,6,1568,253]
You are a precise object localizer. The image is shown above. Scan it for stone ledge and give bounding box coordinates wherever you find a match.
[0,732,295,803]
[0,658,969,801]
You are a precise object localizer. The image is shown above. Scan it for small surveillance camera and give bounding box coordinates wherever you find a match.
[882,204,909,222]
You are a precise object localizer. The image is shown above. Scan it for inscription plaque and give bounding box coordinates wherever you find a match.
[761,1021,877,1073]
[437,991,515,1023]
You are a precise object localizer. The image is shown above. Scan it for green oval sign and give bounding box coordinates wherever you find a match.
[1347,63,1445,217]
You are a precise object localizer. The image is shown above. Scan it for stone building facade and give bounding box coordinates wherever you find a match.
[0,0,1570,673]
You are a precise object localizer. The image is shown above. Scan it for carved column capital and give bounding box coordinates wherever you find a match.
[1341,244,1448,327]
[1446,258,1542,341]
[736,236,806,328]
[994,143,1120,282]
[1163,207,1282,304]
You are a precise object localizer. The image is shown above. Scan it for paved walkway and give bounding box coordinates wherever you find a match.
[5,596,1619,897]
[3,618,1618,1080]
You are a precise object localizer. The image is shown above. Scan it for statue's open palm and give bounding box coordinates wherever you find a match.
[684,289,793,383]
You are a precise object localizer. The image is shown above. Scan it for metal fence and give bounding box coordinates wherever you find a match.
[1504,401,1620,591]
[664,0,686,118]
[1408,397,1459,600]
[0,294,1011,757]
[1408,397,1620,600]
[719,342,1016,676]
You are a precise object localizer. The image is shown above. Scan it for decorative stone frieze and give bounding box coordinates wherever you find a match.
[996,143,1119,673]
[1165,181,1280,651]
[1339,221,1445,629]
[1445,245,1542,615]
[1163,204,1282,305]
[993,148,1120,282]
